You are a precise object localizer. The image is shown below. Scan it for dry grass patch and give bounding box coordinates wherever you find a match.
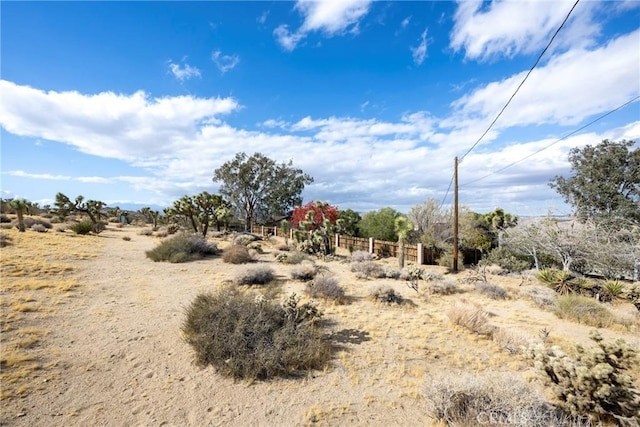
[0,228,98,401]
[553,294,615,328]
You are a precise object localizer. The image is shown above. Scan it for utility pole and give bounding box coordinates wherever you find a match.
[453,157,459,272]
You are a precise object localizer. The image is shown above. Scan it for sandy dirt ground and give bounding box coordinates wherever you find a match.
[1,225,639,426]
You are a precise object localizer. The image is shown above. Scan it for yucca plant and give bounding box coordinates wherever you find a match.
[600,279,624,302]
[536,268,577,295]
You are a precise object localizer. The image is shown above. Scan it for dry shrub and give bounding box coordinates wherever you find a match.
[0,233,13,247]
[528,330,640,423]
[30,224,48,233]
[351,261,385,279]
[138,228,153,236]
[146,234,220,263]
[55,226,67,233]
[369,286,403,305]
[492,328,530,355]
[305,275,345,303]
[291,261,318,281]
[350,250,374,262]
[521,285,557,308]
[247,242,264,254]
[446,303,495,336]
[275,243,290,251]
[275,251,308,265]
[223,244,255,264]
[182,288,330,380]
[424,371,575,427]
[553,295,614,327]
[122,236,131,241]
[15,217,52,230]
[429,279,459,295]
[233,233,259,246]
[235,266,274,285]
[476,282,508,299]
[153,229,169,238]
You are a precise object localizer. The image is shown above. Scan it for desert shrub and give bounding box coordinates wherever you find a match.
[153,230,169,238]
[521,285,557,308]
[146,234,220,263]
[167,224,180,234]
[69,220,94,235]
[55,226,67,233]
[233,233,258,246]
[305,275,345,303]
[383,267,401,279]
[428,279,459,295]
[485,246,532,273]
[291,262,317,281]
[369,286,403,305]
[181,288,330,380]
[122,236,131,241]
[0,214,10,223]
[421,270,444,282]
[17,217,52,230]
[350,250,374,263]
[446,303,495,336]
[350,261,385,279]
[528,330,640,423]
[424,371,572,427]
[30,223,48,233]
[0,223,13,230]
[275,251,308,265]
[622,282,640,311]
[275,242,290,251]
[0,233,13,247]
[492,328,530,355]
[235,266,274,285]
[476,282,508,299]
[138,228,153,236]
[223,245,255,264]
[436,249,465,271]
[553,295,614,327]
[247,242,264,254]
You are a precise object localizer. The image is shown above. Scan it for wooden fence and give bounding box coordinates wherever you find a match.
[250,225,439,265]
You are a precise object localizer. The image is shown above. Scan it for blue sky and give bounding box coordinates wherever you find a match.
[1,1,639,216]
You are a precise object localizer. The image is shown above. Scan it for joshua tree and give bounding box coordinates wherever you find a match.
[9,199,30,232]
[394,216,413,268]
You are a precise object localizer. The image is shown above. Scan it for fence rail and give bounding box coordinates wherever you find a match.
[250,226,439,265]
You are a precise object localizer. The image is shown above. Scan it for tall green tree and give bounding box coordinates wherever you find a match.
[9,199,30,232]
[337,209,361,237]
[213,152,313,230]
[359,207,402,242]
[550,139,640,225]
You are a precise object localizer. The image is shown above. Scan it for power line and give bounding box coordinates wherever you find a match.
[438,172,455,210]
[458,0,581,162]
[460,94,640,188]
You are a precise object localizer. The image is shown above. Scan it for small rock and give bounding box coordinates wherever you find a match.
[16,413,26,418]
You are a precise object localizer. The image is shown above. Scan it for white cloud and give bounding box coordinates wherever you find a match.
[274,0,372,51]
[411,29,428,65]
[450,0,600,61]
[401,16,411,29]
[168,61,201,81]
[0,80,240,161]
[446,29,640,129]
[211,50,240,73]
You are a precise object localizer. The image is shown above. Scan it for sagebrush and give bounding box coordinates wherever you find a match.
[305,275,345,303]
[235,266,274,285]
[222,244,255,264]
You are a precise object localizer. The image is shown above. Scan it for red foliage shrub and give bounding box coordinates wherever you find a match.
[292,201,339,230]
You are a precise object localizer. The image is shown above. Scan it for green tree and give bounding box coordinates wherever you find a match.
[165,193,231,237]
[337,209,361,237]
[9,199,30,232]
[213,153,313,231]
[359,207,402,242]
[550,139,640,225]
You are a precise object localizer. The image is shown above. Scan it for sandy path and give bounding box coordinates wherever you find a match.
[4,231,429,426]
